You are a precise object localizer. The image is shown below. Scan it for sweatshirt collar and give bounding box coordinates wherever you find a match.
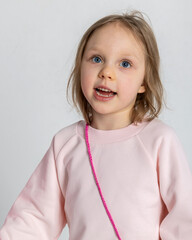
[77,119,151,144]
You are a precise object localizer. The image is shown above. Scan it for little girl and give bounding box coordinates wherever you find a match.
[1,10,192,240]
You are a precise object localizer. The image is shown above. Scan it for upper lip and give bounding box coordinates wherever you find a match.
[94,85,116,93]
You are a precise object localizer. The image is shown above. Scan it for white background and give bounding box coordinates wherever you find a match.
[0,0,192,239]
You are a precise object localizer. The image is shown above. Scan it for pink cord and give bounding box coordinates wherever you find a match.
[85,124,122,240]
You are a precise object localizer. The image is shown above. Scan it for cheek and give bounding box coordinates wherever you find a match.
[80,66,93,97]
[80,74,87,97]
[117,80,141,100]
[117,69,145,96]
[81,61,97,83]
[121,87,136,100]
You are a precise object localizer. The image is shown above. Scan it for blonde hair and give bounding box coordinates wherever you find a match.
[66,10,166,125]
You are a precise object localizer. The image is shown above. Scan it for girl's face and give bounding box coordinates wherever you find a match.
[81,22,145,125]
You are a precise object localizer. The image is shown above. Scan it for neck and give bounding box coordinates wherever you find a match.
[91,112,132,130]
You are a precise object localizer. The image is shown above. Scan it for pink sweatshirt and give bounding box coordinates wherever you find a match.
[0,118,192,240]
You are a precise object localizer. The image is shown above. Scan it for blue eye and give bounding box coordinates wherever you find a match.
[92,56,102,63]
[120,60,131,68]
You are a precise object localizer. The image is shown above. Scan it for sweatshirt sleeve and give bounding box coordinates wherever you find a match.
[0,137,67,240]
[158,129,192,240]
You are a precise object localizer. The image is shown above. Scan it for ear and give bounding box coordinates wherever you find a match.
[138,84,145,93]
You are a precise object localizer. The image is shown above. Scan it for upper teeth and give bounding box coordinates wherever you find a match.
[97,88,112,92]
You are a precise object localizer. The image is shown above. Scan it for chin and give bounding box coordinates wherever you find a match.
[92,107,115,115]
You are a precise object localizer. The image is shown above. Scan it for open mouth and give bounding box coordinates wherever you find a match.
[95,88,117,97]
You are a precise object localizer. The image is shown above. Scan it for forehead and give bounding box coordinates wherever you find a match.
[84,21,145,57]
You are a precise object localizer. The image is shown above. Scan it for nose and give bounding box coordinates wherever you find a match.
[98,65,116,81]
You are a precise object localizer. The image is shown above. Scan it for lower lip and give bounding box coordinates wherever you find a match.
[93,89,116,101]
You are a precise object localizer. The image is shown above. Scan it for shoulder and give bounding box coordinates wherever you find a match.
[54,121,79,139]
[142,118,178,139]
[138,118,185,163]
[138,118,181,148]
[51,120,85,154]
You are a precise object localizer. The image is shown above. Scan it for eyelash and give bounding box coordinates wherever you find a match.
[90,55,132,68]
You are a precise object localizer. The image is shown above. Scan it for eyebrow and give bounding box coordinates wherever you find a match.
[86,47,140,60]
